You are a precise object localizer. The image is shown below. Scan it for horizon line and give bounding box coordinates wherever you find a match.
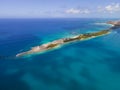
[0,17,120,19]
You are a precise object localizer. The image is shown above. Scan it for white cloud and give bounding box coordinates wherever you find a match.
[105,3,120,12]
[66,8,80,14]
[65,8,90,14]
[98,3,120,13]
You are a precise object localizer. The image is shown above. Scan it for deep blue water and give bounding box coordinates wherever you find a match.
[0,18,120,90]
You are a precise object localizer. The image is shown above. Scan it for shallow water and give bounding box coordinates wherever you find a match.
[0,18,120,90]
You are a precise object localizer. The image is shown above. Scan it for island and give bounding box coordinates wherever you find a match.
[16,20,120,57]
[16,30,111,57]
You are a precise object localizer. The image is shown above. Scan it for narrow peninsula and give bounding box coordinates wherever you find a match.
[16,20,120,57]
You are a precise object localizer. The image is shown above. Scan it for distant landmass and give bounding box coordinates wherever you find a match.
[107,20,120,26]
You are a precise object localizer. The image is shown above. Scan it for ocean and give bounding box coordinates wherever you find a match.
[0,18,120,90]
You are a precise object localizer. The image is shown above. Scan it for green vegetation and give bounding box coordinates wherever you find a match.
[63,30,110,43]
[46,43,59,49]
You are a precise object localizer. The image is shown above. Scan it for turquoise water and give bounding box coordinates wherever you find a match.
[0,18,120,90]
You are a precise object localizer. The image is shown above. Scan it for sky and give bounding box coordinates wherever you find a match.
[0,0,120,18]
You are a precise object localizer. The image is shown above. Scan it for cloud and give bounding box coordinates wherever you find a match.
[65,8,90,14]
[65,8,80,14]
[105,3,120,13]
[98,3,120,13]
